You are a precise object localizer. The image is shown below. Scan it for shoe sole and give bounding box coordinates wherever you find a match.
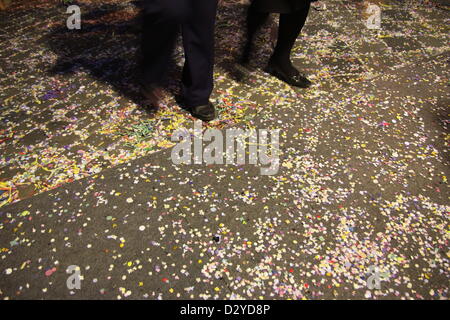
[190,111,216,122]
[189,105,217,122]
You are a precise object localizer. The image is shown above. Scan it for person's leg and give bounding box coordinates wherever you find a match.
[269,2,311,77]
[180,0,218,109]
[141,0,190,86]
[242,1,270,64]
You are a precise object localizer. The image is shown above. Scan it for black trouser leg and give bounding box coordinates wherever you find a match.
[270,3,311,76]
[243,2,270,63]
[141,0,191,85]
[181,0,218,107]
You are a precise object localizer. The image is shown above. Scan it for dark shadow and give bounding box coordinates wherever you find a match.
[46,1,161,115]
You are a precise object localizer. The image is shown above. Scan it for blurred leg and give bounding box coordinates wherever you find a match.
[242,1,270,64]
[141,0,190,85]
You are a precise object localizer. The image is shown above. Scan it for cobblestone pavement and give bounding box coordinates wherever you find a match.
[0,0,449,299]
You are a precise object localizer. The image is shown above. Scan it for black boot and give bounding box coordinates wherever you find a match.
[265,6,312,88]
[264,62,312,88]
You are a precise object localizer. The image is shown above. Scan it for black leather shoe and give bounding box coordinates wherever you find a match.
[189,102,217,122]
[264,64,312,88]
